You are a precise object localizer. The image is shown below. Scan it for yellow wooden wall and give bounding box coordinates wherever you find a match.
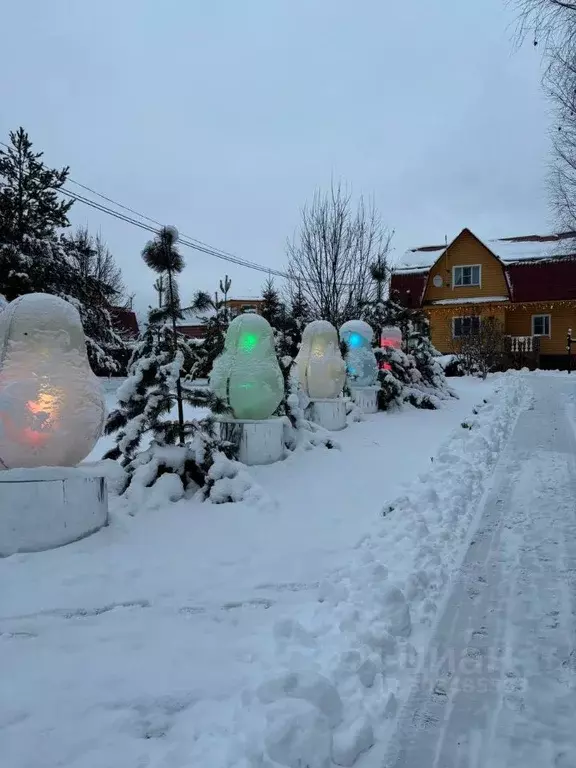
[504,302,576,355]
[423,230,510,303]
[427,304,507,354]
[427,301,576,355]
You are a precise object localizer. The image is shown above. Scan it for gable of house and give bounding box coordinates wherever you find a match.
[421,229,510,304]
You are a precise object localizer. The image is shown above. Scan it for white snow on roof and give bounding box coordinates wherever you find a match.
[431,296,509,305]
[487,239,557,263]
[396,249,442,272]
[396,232,576,272]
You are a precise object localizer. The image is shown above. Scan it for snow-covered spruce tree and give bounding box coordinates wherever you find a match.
[105,237,241,499]
[142,226,188,443]
[406,309,454,396]
[374,345,437,410]
[0,127,73,249]
[103,319,232,491]
[0,126,73,302]
[0,129,129,374]
[363,287,453,407]
[260,277,283,327]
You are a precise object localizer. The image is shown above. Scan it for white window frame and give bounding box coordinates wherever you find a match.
[452,264,482,289]
[452,315,481,339]
[531,314,551,337]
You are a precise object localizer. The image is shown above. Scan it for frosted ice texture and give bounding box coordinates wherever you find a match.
[295,320,346,399]
[0,293,106,469]
[340,319,378,388]
[210,313,283,420]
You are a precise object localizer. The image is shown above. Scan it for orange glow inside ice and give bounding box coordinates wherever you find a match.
[26,392,58,418]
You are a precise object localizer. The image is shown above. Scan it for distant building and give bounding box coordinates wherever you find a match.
[177,297,264,340]
[109,306,139,339]
[390,228,576,370]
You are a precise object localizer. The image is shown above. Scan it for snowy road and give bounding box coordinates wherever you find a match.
[381,375,576,768]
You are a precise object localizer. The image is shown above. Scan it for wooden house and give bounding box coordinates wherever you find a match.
[391,228,576,370]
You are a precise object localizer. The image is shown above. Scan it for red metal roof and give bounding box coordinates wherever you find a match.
[390,272,428,308]
[505,258,576,302]
[391,257,576,306]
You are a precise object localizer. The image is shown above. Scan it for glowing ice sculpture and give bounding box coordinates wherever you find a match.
[210,313,283,420]
[0,294,106,469]
[340,319,378,387]
[295,320,346,399]
[381,326,402,351]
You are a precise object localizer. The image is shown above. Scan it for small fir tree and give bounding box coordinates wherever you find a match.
[142,226,187,443]
[104,315,232,494]
[260,277,283,327]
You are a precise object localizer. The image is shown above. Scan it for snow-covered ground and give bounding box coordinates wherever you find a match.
[2,373,562,768]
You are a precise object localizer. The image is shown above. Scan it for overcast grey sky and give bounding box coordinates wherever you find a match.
[0,0,551,312]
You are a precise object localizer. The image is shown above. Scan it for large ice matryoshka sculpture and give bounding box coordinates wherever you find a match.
[295,320,346,399]
[0,293,106,469]
[340,319,378,388]
[210,313,283,420]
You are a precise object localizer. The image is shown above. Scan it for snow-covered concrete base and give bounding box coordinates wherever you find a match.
[307,397,347,431]
[0,467,108,556]
[219,417,284,465]
[350,386,379,414]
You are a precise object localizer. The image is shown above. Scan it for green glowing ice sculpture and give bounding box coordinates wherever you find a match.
[209,313,284,420]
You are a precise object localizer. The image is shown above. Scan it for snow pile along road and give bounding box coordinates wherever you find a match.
[189,374,530,767]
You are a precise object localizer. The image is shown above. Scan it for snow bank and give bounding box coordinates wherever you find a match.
[182,374,529,766]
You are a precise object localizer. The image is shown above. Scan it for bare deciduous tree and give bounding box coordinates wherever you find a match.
[453,317,505,379]
[286,182,392,326]
[512,0,576,52]
[512,1,576,231]
[71,227,126,303]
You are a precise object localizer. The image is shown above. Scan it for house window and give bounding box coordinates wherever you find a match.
[532,314,551,337]
[453,316,480,338]
[453,265,481,288]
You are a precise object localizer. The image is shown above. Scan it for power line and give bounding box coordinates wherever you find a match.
[61,187,290,279]
[0,138,291,280]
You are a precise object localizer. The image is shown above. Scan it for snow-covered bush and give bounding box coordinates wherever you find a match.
[374,346,440,411]
[104,320,238,498]
[361,295,454,409]
[436,354,465,378]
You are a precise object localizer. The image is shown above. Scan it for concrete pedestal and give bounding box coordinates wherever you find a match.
[219,417,284,465]
[0,467,108,557]
[350,385,379,414]
[306,398,347,431]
